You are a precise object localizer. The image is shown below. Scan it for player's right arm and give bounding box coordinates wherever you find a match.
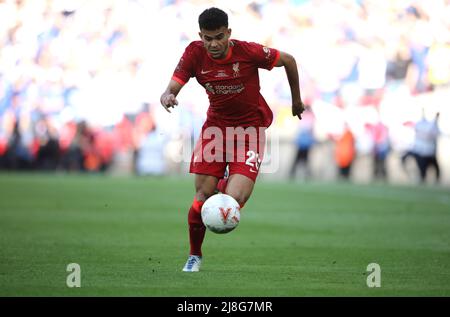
[161,42,198,113]
[160,80,183,113]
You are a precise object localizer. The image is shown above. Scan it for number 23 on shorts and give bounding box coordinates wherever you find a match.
[246,150,261,173]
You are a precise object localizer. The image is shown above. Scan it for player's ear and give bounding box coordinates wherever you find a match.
[198,32,203,40]
[227,28,232,37]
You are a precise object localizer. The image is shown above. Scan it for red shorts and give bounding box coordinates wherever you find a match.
[189,124,266,182]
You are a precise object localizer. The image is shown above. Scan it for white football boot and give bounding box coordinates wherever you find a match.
[182,255,202,272]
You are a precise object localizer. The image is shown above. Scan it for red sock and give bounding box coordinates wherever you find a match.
[217,178,228,193]
[188,197,205,256]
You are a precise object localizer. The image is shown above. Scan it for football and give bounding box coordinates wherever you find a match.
[201,194,241,234]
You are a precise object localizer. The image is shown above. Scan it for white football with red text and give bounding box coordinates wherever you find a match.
[201,194,240,234]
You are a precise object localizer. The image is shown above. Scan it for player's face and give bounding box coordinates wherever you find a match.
[199,27,231,59]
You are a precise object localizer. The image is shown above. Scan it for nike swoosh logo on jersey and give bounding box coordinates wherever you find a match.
[201,70,213,74]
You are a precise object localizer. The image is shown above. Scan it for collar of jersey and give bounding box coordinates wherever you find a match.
[206,41,234,64]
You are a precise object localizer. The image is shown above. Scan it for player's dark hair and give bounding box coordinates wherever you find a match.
[198,7,228,30]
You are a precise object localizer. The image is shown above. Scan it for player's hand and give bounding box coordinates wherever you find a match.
[160,93,178,113]
[292,100,305,120]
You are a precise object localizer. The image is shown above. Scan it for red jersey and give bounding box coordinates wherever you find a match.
[172,40,280,128]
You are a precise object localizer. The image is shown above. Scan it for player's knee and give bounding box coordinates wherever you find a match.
[195,190,214,203]
[227,192,249,208]
[194,175,219,202]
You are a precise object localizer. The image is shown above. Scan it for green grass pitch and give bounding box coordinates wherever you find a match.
[0,173,449,296]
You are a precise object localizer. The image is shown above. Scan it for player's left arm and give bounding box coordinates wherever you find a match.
[274,51,305,120]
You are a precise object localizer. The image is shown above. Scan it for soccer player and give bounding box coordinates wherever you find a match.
[160,7,305,272]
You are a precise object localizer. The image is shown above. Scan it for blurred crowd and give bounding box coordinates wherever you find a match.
[0,0,449,182]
